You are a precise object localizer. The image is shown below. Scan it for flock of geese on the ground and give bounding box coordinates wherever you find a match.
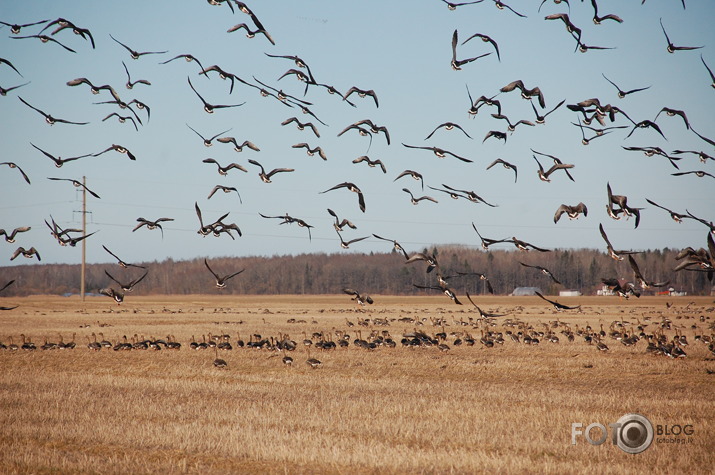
[1,301,714,369]
[1,1,714,310]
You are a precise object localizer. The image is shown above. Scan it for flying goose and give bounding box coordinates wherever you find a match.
[459,273,495,295]
[599,223,640,261]
[544,13,582,42]
[702,54,715,88]
[248,159,294,183]
[601,278,640,299]
[343,86,379,108]
[520,262,561,284]
[199,64,241,93]
[335,229,369,249]
[19,96,88,125]
[121,61,150,89]
[99,287,124,304]
[535,291,580,311]
[102,245,146,269]
[260,212,313,241]
[281,117,320,138]
[372,234,409,259]
[208,185,242,203]
[226,23,275,45]
[204,259,245,289]
[672,170,715,179]
[352,156,386,173]
[405,252,439,273]
[654,107,690,130]
[402,143,472,163]
[491,113,535,132]
[93,144,136,161]
[0,227,31,243]
[441,184,497,207]
[109,34,167,59]
[202,158,248,175]
[0,81,30,96]
[553,202,588,223]
[292,143,327,160]
[645,199,686,223]
[216,137,260,153]
[1,162,31,184]
[320,182,365,213]
[402,188,438,205]
[160,53,209,77]
[483,130,507,143]
[104,269,148,292]
[671,149,712,164]
[627,255,669,290]
[195,202,231,237]
[47,177,100,198]
[461,32,500,61]
[451,29,491,70]
[511,237,550,252]
[31,142,91,167]
[10,34,76,53]
[471,223,510,250]
[589,0,622,24]
[187,123,232,147]
[465,293,504,316]
[500,79,545,108]
[133,217,174,238]
[343,288,373,306]
[533,154,574,182]
[187,77,244,113]
[660,18,703,53]
[441,0,484,10]
[424,122,472,140]
[602,74,650,99]
[10,246,41,261]
[393,170,424,190]
[491,0,526,17]
[486,158,517,183]
[0,19,49,35]
[327,208,357,232]
[413,283,462,305]
[102,112,139,131]
[265,53,316,83]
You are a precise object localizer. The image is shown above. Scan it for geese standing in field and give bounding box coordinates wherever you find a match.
[372,234,409,259]
[132,217,174,238]
[486,158,517,183]
[213,346,228,368]
[204,258,245,289]
[248,159,294,183]
[403,188,438,205]
[109,34,167,59]
[535,291,581,311]
[0,162,31,184]
[320,182,366,213]
[328,208,357,232]
[104,269,148,292]
[343,288,374,306]
[47,177,101,199]
[352,156,387,173]
[102,245,146,269]
[18,96,88,125]
[187,77,245,113]
[1,227,31,243]
[520,262,561,284]
[10,246,41,261]
[281,117,320,138]
[202,158,248,176]
[31,142,91,167]
[554,202,588,223]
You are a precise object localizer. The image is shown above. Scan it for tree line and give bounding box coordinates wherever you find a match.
[1,245,712,297]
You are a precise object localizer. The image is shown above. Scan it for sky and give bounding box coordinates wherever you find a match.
[1,0,714,268]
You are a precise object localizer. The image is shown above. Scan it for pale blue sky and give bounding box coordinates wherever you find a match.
[1,0,714,266]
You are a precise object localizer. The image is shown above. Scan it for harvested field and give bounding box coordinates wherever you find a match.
[1,294,713,474]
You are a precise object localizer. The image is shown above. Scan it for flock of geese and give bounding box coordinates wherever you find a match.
[0,1,713,309]
[1,300,713,369]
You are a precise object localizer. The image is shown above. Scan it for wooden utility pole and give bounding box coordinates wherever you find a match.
[81,175,86,301]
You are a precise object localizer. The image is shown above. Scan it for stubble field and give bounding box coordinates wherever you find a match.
[0,294,713,474]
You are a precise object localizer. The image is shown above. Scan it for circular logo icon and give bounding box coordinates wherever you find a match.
[615,414,653,454]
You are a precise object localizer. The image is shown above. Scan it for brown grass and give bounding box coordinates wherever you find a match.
[0,294,713,474]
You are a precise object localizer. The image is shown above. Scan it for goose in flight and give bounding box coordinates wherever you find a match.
[403,188,438,205]
[102,245,146,269]
[459,273,495,295]
[204,258,245,289]
[405,252,439,273]
[160,53,209,77]
[343,288,373,306]
[335,229,369,249]
[227,23,275,45]
[19,96,88,126]
[520,262,561,284]
[451,29,491,70]
[31,142,91,167]
[500,79,545,108]
[372,234,409,259]
[0,19,49,35]
[1,227,31,243]
[0,57,23,76]
[461,32,500,61]
[187,123,232,147]
[208,185,242,203]
[394,169,424,190]
[465,293,504,317]
[133,217,174,238]
[248,159,294,183]
[320,182,366,213]
[533,154,574,182]
[93,144,136,161]
[352,156,386,174]
[424,121,472,140]
[10,246,41,262]
[328,209,357,232]
[10,34,76,53]
[121,61,150,89]
[627,255,669,290]
[486,158,517,182]
[99,287,124,304]
[260,212,313,241]
[1,161,30,184]
[281,117,320,138]
[292,142,327,161]
[202,158,247,175]
[104,269,148,292]
[109,34,167,59]
[535,291,581,311]
[645,199,686,223]
[102,112,139,131]
[472,223,510,250]
[553,202,588,223]
[47,177,100,199]
[511,236,550,252]
[343,86,379,108]
[216,137,260,152]
[187,77,244,113]
[0,81,30,96]
[599,223,641,261]
[402,143,473,163]
[660,18,703,53]
[442,184,497,207]
[413,283,462,305]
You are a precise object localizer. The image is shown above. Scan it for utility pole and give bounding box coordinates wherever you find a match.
[81,175,86,301]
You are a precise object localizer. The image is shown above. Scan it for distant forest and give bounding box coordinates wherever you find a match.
[1,245,713,297]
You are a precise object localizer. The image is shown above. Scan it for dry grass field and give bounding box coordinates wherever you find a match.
[0,294,713,474]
